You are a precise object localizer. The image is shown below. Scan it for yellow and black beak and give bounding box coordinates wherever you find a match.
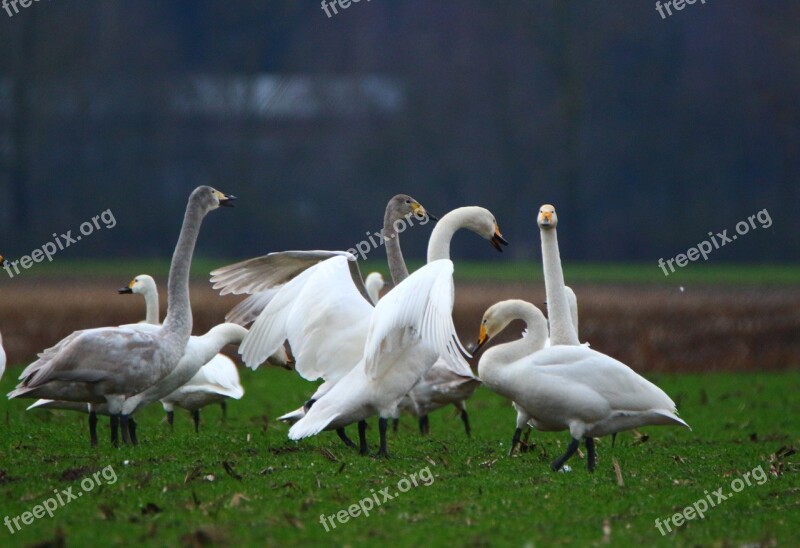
[412,202,438,222]
[215,190,237,207]
[475,324,489,353]
[490,224,509,252]
[118,279,135,294]
[539,211,553,225]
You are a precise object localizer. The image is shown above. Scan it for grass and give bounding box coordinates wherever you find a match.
[7,258,800,285]
[1,368,798,546]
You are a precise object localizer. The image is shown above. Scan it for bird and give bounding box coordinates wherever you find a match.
[288,206,508,457]
[211,195,434,449]
[9,186,236,447]
[475,299,690,472]
[159,353,244,432]
[538,204,580,346]
[364,272,386,305]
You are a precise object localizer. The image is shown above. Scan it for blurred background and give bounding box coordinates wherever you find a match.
[0,1,798,369]
[0,0,797,262]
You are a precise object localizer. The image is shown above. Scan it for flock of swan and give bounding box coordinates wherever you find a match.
[3,186,689,472]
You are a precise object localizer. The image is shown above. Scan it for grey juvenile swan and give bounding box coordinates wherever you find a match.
[9,186,235,446]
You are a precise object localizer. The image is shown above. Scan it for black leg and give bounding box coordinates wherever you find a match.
[166,411,174,430]
[110,414,120,448]
[358,420,369,456]
[551,438,580,471]
[374,418,390,458]
[128,417,138,446]
[611,432,617,448]
[336,428,357,449]
[585,437,596,472]
[192,410,200,433]
[509,427,522,456]
[121,415,131,445]
[89,411,98,447]
[392,418,399,432]
[460,409,471,437]
[220,400,227,420]
[418,415,430,435]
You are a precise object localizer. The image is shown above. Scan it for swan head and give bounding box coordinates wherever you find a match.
[193,185,237,211]
[454,207,509,252]
[364,272,386,304]
[475,299,546,352]
[390,194,437,222]
[537,204,558,230]
[118,274,157,296]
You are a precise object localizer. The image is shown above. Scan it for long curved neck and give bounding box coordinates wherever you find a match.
[384,205,409,284]
[162,199,203,337]
[198,324,247,362]
[427,208,471,263]
[483,303,548,369]
[144,287,160,325]
[541,228,579,346]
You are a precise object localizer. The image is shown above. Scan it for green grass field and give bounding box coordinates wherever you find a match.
[1,368,798,546]
[9,258,800,285]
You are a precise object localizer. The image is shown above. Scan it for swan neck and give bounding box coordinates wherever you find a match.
[384,205,409,284]
[144,286,160,325]
[541,228,579,346]
[427,211,462,263]
[162,199,203,337]
[479,303,547,377]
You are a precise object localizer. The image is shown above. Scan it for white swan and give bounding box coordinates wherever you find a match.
[364,272,386,305]
[211,195,433,448]
[116,274,249,430]
[288,206,507,456]
[9,186,236,446]
[475,299,689,472]
[160,354,244,432]
[538,204,579,346]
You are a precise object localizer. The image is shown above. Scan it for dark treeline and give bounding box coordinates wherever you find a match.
[0,1,797,265]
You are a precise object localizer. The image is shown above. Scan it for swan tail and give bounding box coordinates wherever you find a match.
[288,408,341,440]
[277,406,307,424]
[656,409,691,430]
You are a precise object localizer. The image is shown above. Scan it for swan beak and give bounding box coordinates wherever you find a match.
[412,203,438,222]
[475,325,489,353]
[118,279,135,294]
[216,191,237,207]
[490,225,509,252]
[539,211,553,226]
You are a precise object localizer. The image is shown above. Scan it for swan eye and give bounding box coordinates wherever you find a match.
[405,199,411,204]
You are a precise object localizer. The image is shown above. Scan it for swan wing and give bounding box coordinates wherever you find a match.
[364,259,470,381]
[238,256,373,382]
[210,250,355,295]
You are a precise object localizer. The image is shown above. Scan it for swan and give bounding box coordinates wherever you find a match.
[160,353,244,432]
[211,195,434,448]
[475,299,689,472]
[117,274,160,324]
[364,272,386,305]
[538,204,579,346]
[287,206,508,456]
[8,186,236,446]
[396,364,481,436]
